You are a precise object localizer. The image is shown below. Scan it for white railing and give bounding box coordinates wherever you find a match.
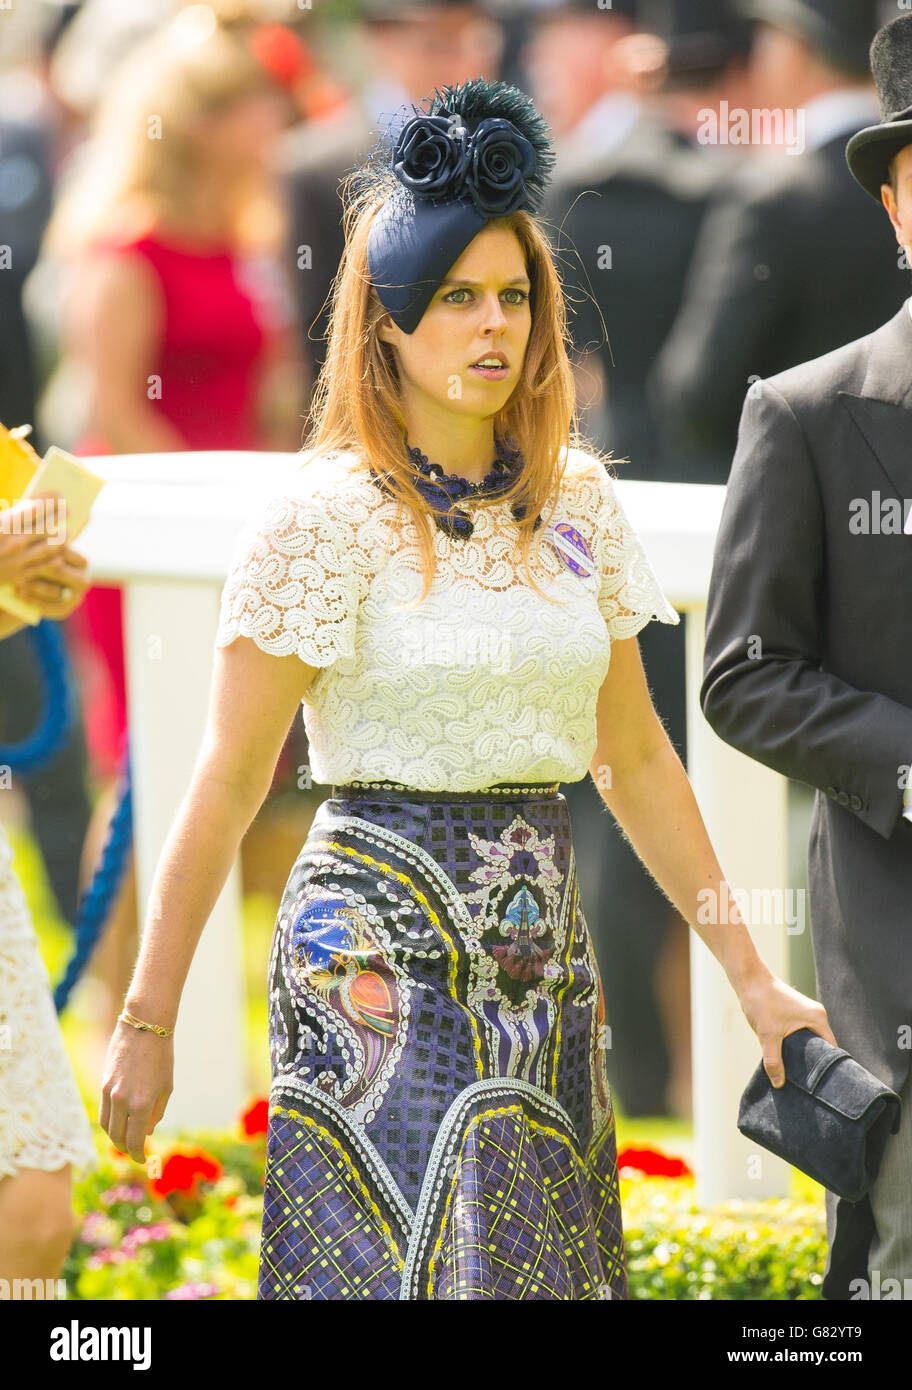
[75,451,790,1202]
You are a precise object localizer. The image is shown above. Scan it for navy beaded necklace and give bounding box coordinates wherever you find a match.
[371,433,542,539]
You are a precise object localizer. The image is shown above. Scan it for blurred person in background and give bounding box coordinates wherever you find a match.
[35,11,305,1044]
[533,0,751,1118]
[648,1,909,1039]
[0,505,95,1287]
[650,0,909,483]
[538,0,752,472]
[280,0,505,396]
[0,2,89,171]
[524,0,640,181]
[0,5,96,934]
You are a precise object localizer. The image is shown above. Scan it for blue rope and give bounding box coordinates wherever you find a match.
[0,620,77,771]
[54,740,132,1014]
[0,615,135,1012]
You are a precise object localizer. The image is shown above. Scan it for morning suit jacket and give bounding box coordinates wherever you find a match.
[650,132,911,484]
[700,300,912,1298]
[544,114,729,481]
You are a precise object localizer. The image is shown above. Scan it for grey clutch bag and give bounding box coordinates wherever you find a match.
[737,1028,902,1202]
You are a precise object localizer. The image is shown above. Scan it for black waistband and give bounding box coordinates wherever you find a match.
[330,779,561,804]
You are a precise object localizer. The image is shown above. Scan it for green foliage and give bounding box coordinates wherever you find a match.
[620,1178,827,1300]
[62,1132,265,1301]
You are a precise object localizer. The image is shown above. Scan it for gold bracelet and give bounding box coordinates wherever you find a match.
[119,1009,174,1038]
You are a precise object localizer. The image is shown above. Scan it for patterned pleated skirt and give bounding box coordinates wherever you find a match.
[258,781,629,1301]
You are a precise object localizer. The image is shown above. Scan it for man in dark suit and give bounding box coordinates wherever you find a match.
[541,0,749,479]
[651,0,909,485]
[701,11,912,1300]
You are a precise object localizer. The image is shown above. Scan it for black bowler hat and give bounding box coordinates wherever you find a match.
[846,13,912,200]
[732,0,879,75]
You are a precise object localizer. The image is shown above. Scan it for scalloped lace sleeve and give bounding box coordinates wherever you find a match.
[595,465,680,640]
[214,467,373,668]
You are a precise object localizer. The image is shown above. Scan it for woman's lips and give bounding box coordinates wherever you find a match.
[469,364,509,380]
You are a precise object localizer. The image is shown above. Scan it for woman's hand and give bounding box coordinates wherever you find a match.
[736,964,838,1088]
[0,501,61,587]
[12,544,91,621]
[99,1021,174,1165]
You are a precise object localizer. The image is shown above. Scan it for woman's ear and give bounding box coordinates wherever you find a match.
[377,313,398,348]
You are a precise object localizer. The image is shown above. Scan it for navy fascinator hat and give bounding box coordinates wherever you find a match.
[361,77,556,335]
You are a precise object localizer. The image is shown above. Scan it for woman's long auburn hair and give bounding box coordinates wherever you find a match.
[301,175,614,610]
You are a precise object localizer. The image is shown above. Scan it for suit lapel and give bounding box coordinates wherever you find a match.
[839,301,912,505]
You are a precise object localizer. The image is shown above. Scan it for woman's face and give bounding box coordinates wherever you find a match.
[378,223,532,425]
[193,89,288,171]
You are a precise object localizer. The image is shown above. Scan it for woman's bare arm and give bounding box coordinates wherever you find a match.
[588,633,834,1084]
[123,634,319,1021]
[99,634,320,1160]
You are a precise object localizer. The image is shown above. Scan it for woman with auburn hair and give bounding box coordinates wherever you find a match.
[38,12,302,1038]
[99,78,834,1301]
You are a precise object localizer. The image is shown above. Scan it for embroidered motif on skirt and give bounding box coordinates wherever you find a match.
[258,792,628,1301]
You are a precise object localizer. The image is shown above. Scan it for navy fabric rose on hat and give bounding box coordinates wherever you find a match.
[393,115,471,200]
[468,118,536,215]
[392,111,536,215]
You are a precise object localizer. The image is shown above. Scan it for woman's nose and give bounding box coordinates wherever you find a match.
[480,294,508,331]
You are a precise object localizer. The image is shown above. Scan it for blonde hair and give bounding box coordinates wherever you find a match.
[303,177,612,608]
[43,16,283,259]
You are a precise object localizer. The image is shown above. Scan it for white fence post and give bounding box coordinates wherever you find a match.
[122,578,246,1131]
[685,606,791,1201]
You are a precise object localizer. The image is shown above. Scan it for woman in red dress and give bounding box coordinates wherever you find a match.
[39,16,306,1033]
[69,229,299,775]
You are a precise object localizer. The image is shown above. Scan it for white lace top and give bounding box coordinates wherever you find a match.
[214,445,680,792]
[0,825,98,1179]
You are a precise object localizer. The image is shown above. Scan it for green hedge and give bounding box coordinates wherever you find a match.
[620,1179,826,1299]
[60,1132,827,1300]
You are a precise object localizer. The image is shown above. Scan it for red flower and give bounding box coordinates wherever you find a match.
[617,1145,693,1179]
[240,1097,269,1138]
[148,1148,223,1199]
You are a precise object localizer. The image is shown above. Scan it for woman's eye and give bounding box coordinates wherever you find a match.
[442,288,530,305]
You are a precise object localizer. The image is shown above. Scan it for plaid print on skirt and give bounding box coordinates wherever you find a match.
[258,783,629,1301]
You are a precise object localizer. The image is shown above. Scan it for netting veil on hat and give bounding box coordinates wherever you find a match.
[357,77,556,334]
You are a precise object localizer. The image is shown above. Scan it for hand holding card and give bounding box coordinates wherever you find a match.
[0,427,104,624]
